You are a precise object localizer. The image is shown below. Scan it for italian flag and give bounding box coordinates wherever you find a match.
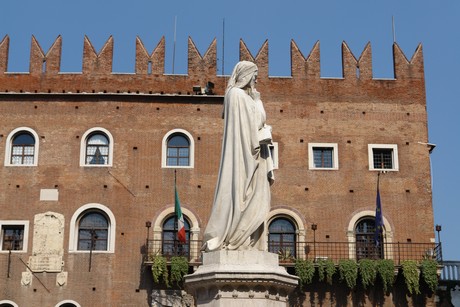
[175,183,186,243]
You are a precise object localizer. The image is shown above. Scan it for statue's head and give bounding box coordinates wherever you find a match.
[227,61,258,90]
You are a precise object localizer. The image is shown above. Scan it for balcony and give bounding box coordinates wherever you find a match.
[440,261,460,281]
[143,239,442,266]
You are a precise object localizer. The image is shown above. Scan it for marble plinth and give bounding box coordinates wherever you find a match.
[184,250,298,307]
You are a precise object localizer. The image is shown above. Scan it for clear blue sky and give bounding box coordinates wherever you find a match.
[2,0,459,260]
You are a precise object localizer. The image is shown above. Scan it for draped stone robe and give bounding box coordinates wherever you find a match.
[203,86,274,252]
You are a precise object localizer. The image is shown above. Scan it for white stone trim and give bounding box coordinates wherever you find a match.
[0,220,30,253]
[69,203,116,253]
[0,300,19,307]
[4,127,40,166]
[55,300,81,307]
[346,210,393,260]
[161,129,195,168]
[79,127,114,167]
[308,142,339,170]
[368,144,399,171]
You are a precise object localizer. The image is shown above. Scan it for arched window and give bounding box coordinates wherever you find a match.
[11,132,35,165]
[162,216,190,258]
[162,129,194,168]
[77,211,109,251]
[55,300,81,307]
[4,127,39,166]
[80,128,114,167]
[166,134,190,166]
[268,217,297,259]
[355,218,383,260]
[86,133,109,165]
[0,300,18,307]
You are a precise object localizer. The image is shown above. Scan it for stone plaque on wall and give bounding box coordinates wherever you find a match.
[28,212,65,272]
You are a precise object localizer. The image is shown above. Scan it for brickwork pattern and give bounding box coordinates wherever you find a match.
[0,36,433,306]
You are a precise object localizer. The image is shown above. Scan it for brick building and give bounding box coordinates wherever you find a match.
[0,35,438,306]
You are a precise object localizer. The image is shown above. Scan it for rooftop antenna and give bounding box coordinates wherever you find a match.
[392,16,396,43]
[172,16,177,74]
[222,18,225,77]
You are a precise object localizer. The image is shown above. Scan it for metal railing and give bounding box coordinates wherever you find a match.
[440,261,460,281]
[144,239,203,264]
[296,241,442,265]
[143,239,442,266]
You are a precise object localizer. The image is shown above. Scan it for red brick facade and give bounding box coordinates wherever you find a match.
[0,35,434,306]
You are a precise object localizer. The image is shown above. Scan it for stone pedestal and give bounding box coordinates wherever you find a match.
[184,250,298,307]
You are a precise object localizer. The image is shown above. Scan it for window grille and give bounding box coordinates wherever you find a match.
[1,225,24,251]
[167,135,190,166]
[78,212,109,251]
[11,133,35,165]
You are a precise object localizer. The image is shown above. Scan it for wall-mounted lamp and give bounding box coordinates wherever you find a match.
[435,224,442,243]
[311,224,317,261]
[145,221,152,254]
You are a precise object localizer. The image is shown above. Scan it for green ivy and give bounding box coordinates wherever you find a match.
[317,258,336,284]
[338,259,358,289]
[376,259,395,292]
[151,255,169,287]
[170,256,189,286]
[358,259,377,289]
[420,259,438,292]
[295,259,315,287]
[401,260,420,295]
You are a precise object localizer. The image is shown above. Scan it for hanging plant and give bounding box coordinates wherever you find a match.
[317,258,336,284]
[295,259,315,287]
[338,259,358,289]
[401,260,420,295]
[359,259,377,289]
[151,255,169,287]
[420,259,438,293]
[170,256,189,286]
[376,259,395,292]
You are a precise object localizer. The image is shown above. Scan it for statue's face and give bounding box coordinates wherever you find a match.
[250,71,258,88]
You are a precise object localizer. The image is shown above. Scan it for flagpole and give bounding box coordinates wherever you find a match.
[174,169,178,254]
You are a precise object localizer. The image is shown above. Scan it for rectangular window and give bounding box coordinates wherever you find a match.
[313,147,333,168]
[0,221,28,251]
[368,144,399,171]
[308,143,338,170]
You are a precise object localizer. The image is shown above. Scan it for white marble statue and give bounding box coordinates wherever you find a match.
[202,61,275,252]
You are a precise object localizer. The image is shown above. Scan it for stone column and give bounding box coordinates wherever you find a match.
[184,250,298,307]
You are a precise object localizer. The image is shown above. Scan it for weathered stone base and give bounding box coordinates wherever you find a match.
[184,250,298,307]
[151,290,194,307]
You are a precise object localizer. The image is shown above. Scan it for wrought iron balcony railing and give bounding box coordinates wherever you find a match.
[143,239,442,266]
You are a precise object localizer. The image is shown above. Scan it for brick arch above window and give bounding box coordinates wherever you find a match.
[79,127,114,167]
[4,127,40,166]
[161,129,195,168]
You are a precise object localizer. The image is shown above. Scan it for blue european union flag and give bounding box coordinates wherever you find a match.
[374,178,384,246]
